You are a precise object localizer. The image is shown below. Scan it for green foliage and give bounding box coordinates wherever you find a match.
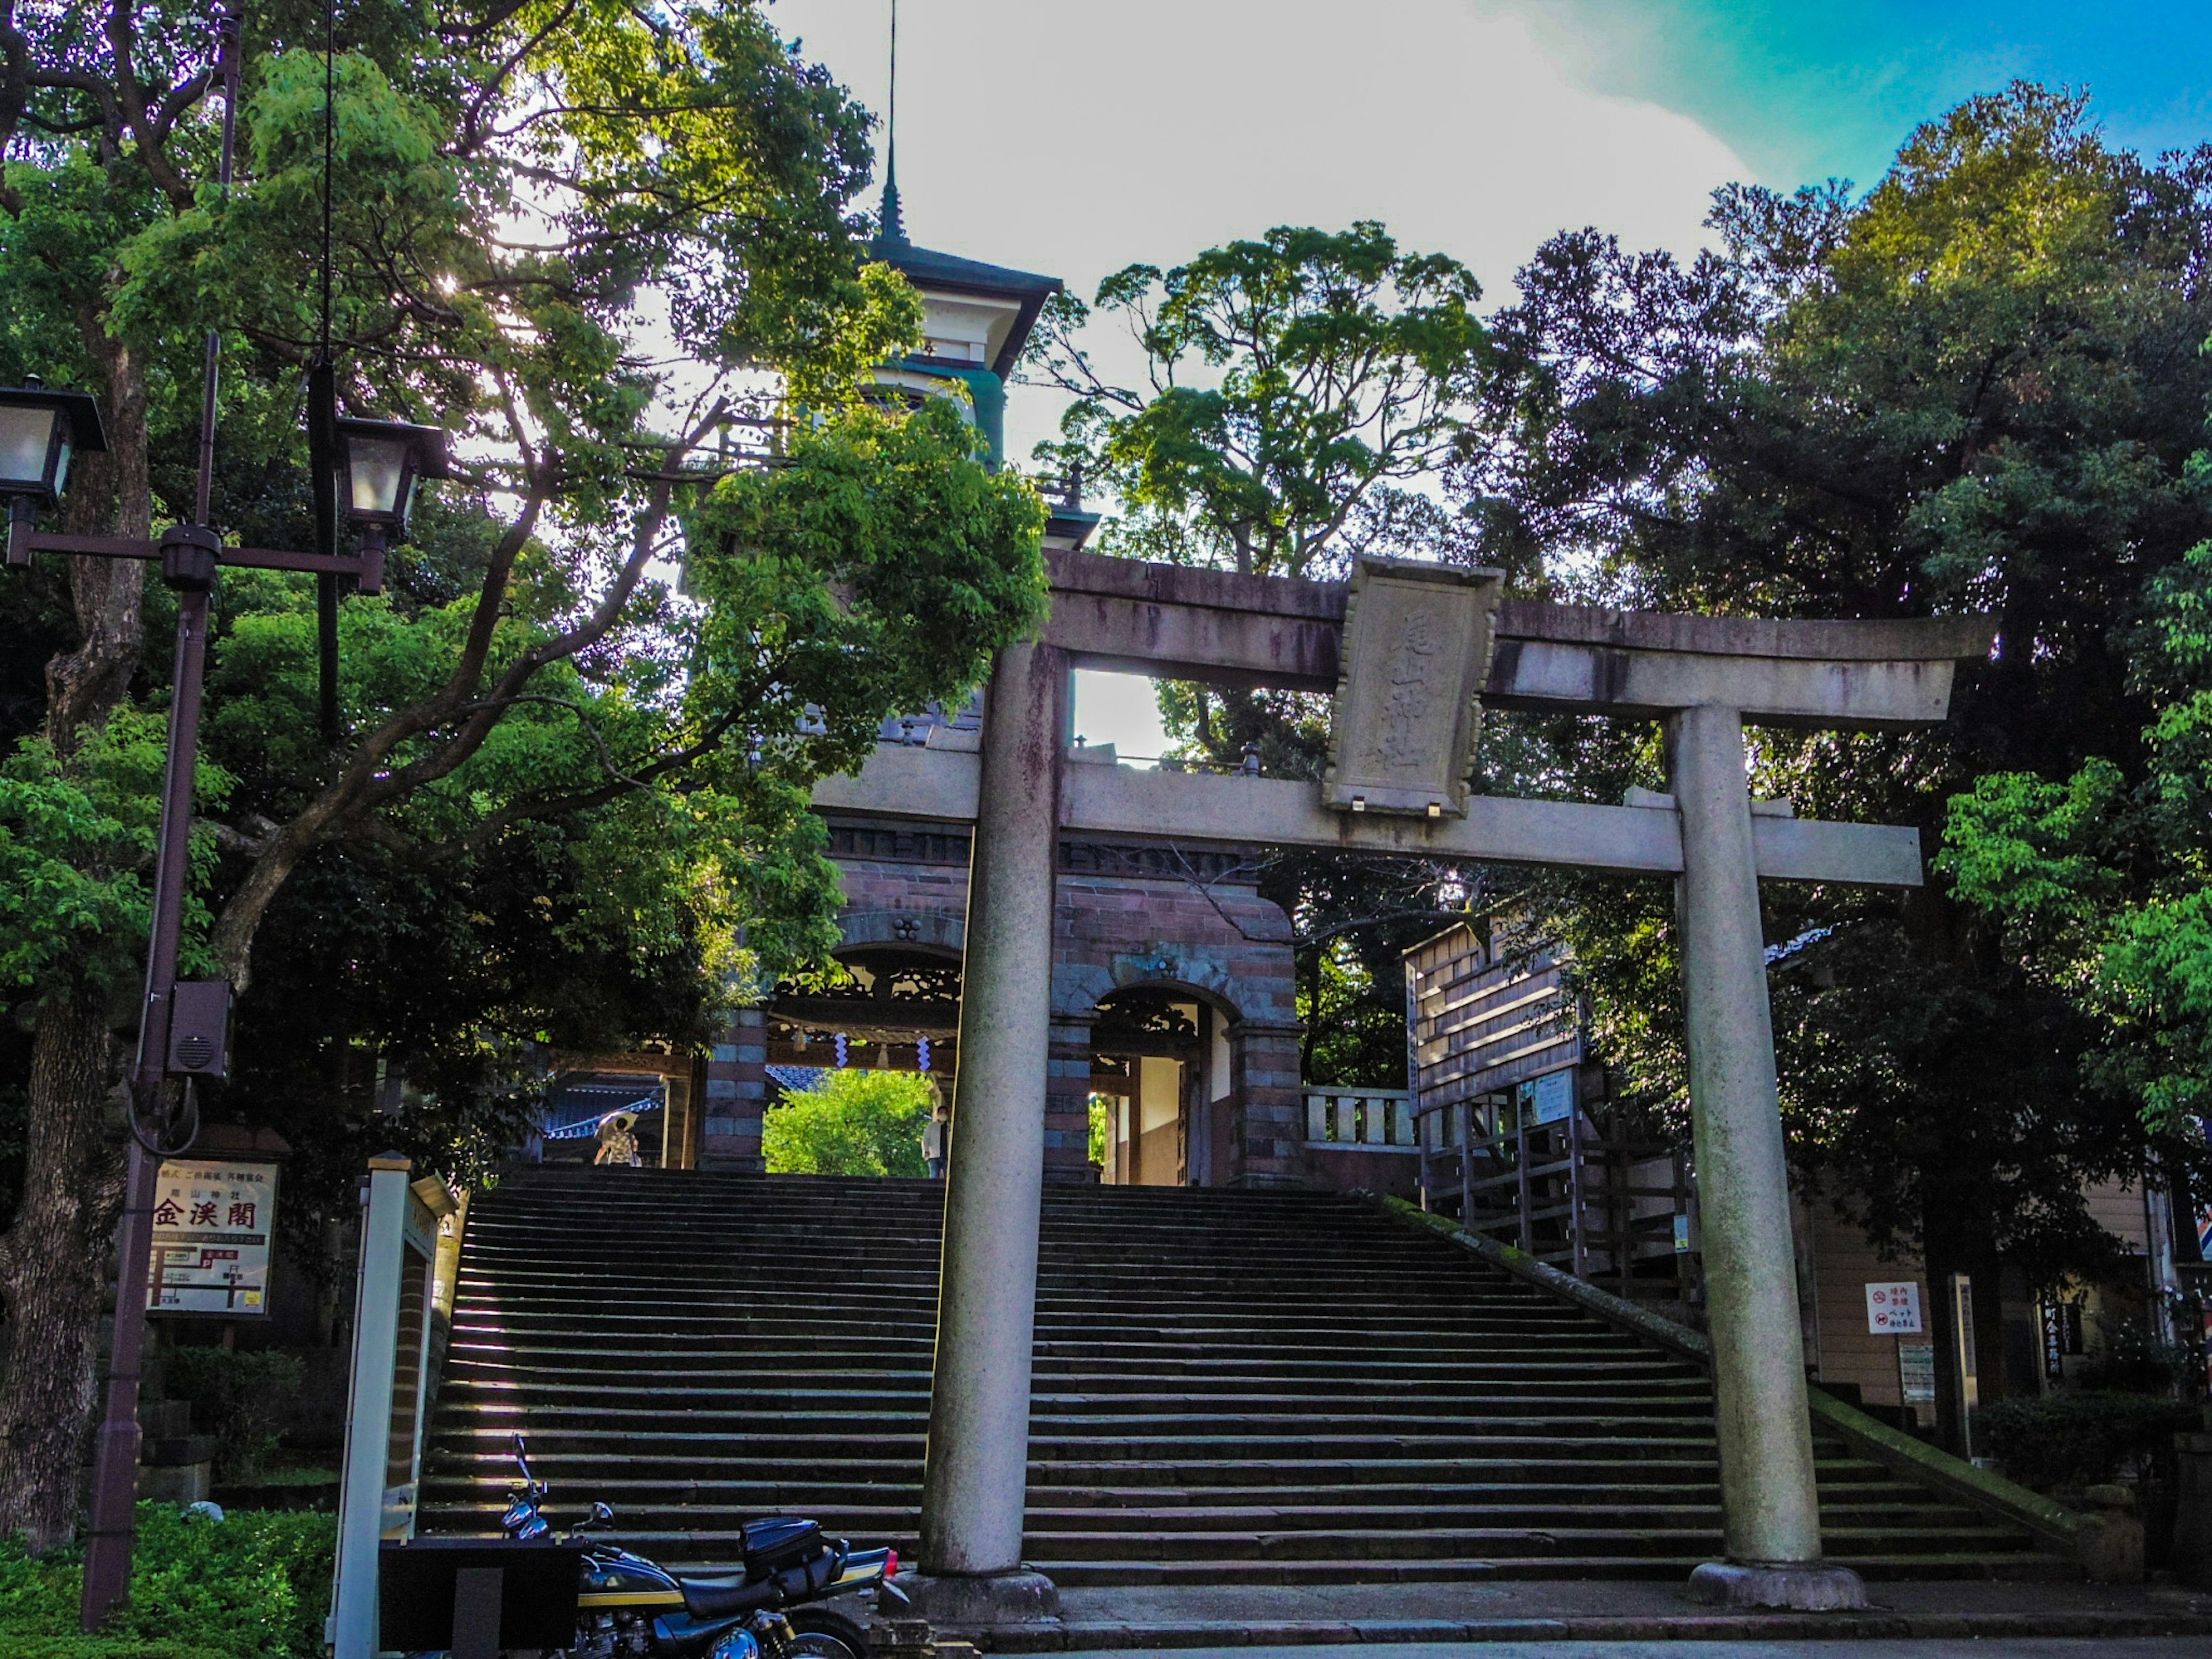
[0,2,1051,1265]
[1300,935,1412,1089]
[1978,1392,2202,1491]
[1940,537,2212,1135]
[760,1066,933,1185]
[159,1349,305,1483]
[0,710,230,994]
[762,1070,933,1177]
[0,1504,332,1658]
[1472,82,2212,1304]
[1028,221,1489,582]
[2075,1317,2209,1395]
[1087,1093,1110,1168]
[683,397,1050,791]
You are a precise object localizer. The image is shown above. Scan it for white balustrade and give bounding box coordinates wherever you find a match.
[1304,1088,1416,1150]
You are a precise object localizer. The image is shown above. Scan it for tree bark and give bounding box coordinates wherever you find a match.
[42,338,149,756]
[0,334,150,1551]
[0,981,125,1551]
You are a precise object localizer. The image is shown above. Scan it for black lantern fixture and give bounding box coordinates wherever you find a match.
[0,378,109,566]
[332,415,450,594]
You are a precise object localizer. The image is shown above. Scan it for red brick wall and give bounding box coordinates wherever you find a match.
[715,827,1310,1185]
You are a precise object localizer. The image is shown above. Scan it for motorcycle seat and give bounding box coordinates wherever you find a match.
[677,1572,779,1620]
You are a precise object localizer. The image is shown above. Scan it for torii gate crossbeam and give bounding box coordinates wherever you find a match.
[862,550,1993,1622]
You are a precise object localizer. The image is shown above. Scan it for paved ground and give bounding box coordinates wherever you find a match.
[1055,1580,2212,1624]
[959,1578,2212,1652]
[1056,1643,2212,1659]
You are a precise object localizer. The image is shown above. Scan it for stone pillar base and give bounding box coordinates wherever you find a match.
[1688,1560,1867,1611]
[899,1569,1060,1632]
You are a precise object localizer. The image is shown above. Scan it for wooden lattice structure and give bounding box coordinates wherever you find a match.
[1404,918,1698,1301]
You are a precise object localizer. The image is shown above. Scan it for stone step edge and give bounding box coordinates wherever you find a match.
[1371,1195,2090,1564]
[960,1608,2212,1652]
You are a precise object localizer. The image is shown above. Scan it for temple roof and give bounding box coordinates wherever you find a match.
[869,179,1061,377]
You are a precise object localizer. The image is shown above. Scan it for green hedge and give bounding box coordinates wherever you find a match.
[0,1504,332,1659]
[1978,1391,2202,1491]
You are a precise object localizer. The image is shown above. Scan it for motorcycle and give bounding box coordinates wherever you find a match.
[469,1433,906,1659]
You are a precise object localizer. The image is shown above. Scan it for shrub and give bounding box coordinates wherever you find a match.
[762,1070,934,1176]
[0,1503,334,1658]
[1979,1391,2202,1491]
[160,1349,306,1482]
[2077,1318,2206,1396]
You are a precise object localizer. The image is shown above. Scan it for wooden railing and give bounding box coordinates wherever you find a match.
[1414,1097,1699,1302]
[1304,1087,1418,1151]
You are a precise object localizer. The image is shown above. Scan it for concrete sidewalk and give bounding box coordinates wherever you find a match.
[1054,1642,2212,1659]
[962,1578,2212,1651]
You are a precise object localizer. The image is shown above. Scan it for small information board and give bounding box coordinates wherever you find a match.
[1864,1281,1923,1334]
[1897,1341,1937,1404]
[149,1158,278,1315]
[1517,1069,1577,1127]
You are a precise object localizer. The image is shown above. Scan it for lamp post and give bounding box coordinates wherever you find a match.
[3,388,449,1627]
[0,376,449,1626]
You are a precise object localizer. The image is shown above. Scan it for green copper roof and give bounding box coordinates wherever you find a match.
[870,179,1061,377]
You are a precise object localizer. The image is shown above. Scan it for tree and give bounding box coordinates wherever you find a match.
[762,1069,933,1177]
[0,1,1046,1550]
[1026,224,1498,1069]
[1469,84,2212,1445]
[1027,221,1490,583]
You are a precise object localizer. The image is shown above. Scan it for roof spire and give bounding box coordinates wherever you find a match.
[879,0,908,248]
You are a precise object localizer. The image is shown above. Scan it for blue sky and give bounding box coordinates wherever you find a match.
[768,1,2212,756]
[1501,1,2212,188]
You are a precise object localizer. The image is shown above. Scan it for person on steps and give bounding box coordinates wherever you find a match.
[922,1092,949,1179]
[594,1110,641,1168]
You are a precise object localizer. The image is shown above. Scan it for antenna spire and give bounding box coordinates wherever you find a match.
[880,0,907,245]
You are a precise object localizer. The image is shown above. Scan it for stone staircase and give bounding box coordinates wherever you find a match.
[415,1168,2042,1584]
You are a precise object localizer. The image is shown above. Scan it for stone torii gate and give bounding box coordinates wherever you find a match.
[817,548,1993,1618]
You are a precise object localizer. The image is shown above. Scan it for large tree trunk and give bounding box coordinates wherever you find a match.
[0,982,124,1551]
[0,335,150,1551]
[43,338,149,752]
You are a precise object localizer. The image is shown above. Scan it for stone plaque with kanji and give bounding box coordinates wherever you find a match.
[1324,556,1502,816]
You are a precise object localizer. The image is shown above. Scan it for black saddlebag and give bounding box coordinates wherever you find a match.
[743,1531,831,1575]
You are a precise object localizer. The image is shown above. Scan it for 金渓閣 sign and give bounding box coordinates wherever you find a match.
[148,1159,278,1315]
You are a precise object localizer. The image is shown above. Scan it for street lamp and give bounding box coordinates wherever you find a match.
[334,414,450,592]
[0,378,109,566]
[6,384,450,1627]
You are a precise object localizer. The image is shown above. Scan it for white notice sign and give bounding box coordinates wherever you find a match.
[1865,1281,1923,1335]
[149,1159,278,1315]
[1518,1069,1576,1127]
[1897,1342,1937,1404]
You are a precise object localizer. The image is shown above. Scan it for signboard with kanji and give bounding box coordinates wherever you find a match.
[1517,1069,1576,1127]
[1865,1280,1924,1335]
[149,1159,278,1315]
[1897,1341,1936,1404]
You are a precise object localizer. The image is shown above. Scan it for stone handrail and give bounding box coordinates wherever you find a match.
[1305,1088,1416,1149]
[1374,1195,2090,1559]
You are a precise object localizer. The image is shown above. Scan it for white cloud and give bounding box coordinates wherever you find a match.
[770,0,1751,757]
[774,0,1752,459]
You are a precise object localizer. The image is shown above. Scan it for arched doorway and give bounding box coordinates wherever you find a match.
[1090,985,1233,1186]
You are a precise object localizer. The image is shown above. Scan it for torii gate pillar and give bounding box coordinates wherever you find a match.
[909,640,1066,1626]
[1672,704,1861,1609]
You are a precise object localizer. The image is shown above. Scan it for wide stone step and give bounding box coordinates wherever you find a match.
[421,1171,2039,1588]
